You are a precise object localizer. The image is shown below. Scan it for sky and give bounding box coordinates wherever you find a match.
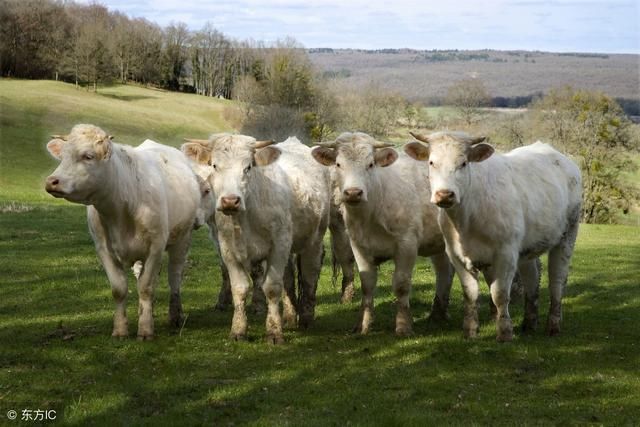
[84,0,639,53]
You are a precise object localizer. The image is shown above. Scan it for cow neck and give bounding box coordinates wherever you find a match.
[91,145,141,221]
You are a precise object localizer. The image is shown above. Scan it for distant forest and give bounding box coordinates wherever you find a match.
[308,49,640,115]
[0,0,279,98]
[1,0,638,115]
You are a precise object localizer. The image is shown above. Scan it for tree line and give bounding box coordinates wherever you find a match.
[0,0,264,97]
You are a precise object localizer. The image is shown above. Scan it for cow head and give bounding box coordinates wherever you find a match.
[405,131,493,208]
[311,132,397,206]
[45,124,114,205]
[182,133,279,215]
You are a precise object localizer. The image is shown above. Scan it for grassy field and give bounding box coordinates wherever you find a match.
[1,80,639,425]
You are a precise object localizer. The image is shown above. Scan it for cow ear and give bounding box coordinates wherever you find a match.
[94,138,112,160]
[468,143,494,163]
[311,147,337,166]
[254,146,281,166]
[404,142,429,161]
[374,147,398,167]
[46,138,66,160]
[181,143,212,165]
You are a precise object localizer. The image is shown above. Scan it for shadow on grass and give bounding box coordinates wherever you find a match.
[97,93,158,102]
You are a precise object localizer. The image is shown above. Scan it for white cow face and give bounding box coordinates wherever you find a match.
[311,133,397,206]
[194,175,215,228]
[182,134,280,216]
[45,125,113,205]
[405,132,493,208]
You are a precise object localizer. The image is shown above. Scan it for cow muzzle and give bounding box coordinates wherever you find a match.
[434,190,456,208]
[45,176,66,198]
[343,187,364,204]
[219,195,242,215]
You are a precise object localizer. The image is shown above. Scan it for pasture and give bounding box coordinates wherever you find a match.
[1,80,639,425]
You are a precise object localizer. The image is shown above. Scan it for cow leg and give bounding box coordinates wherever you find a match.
[209,225,233,311]
[547,217,579,336]
[392,248,417,336]
[136,247,163,340]
[489,252,517,342]
[518,258,540,333]
[352,244,377,334]
[428,252,454,322]
[214,260,232,311]
[227,261,251,341]
[167,233,191,328]
[298,241,324,329]
[282,256,298,329]
[330,216,355,304]
[263,254,287,344]
[250,261,266,314]
[482,269,498,321]
[98,249,129,337]
[451,257,480,338]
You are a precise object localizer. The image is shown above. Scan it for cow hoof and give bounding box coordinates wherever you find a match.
[428,307,450,322]
[266,333,285,345]
[352,323,370,335]
[229,333,247,342]
[521,319,538,334]
[546,316,561,336]
[496,331,513,342]
[251,303,266,315]
[137,334,154,341]
[168,315,183,328]
[299,313,314,330]
[395,327,413,337]
[111,331,128,339]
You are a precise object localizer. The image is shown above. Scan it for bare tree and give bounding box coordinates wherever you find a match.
[446,78,491,126]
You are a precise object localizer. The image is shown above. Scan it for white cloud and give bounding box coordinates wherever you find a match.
[77,0,639,52]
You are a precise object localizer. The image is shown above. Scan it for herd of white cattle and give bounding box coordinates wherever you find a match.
[44,124,582,343]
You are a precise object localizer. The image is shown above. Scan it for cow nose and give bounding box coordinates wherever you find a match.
[434,190,456,207]
[45,176,60,191]
[343,187,364,203]
[220,195,241,211]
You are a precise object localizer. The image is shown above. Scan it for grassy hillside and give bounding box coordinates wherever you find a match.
[0,80,233,203]
[1,79,639,424]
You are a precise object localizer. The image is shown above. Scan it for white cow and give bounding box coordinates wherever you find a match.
[45,125,201,340]
[181,134,330,343]
[405,131,581,341]
[311,132,454,336]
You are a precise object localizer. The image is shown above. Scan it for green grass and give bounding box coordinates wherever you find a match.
[1,79,639,425]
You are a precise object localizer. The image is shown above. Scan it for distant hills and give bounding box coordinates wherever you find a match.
[308,49,640,114]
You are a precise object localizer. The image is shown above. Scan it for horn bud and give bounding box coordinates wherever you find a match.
[409,131,430,144]
[313,141,338,148]
[183,138,210,146]
[372,140,395,149]
[254,140,276,149]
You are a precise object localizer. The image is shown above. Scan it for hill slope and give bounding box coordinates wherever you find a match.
[0,80,233,203]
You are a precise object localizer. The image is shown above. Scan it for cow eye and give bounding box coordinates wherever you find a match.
[368,162,374,169]
[461,161,467,168]
[336,162,341,168]
[82,153,94,161]
[429,160,434,166]
[212,164,217,170]
[204,188,210,195]
[244,165,251,174]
